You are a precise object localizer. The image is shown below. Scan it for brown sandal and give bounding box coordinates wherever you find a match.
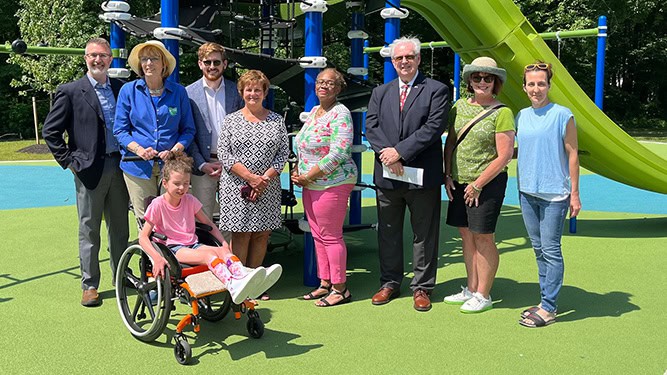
[303,284,331,300]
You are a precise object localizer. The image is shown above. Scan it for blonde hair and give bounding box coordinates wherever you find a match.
[237,70,270,96]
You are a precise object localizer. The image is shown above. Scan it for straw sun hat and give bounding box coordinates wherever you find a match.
[462,56,507,84]
[127,40,176,76]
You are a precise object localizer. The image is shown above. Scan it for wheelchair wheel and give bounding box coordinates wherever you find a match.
[174,334,192,365]
[197,292,232,322]
[246,310,264,339]
[115,244,172,342]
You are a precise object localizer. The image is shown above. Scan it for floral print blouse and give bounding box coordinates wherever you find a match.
[295,103,358,190]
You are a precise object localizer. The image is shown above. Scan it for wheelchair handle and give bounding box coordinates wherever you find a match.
[122,155,162,162]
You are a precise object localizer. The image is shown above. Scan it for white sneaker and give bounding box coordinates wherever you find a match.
[443,286,473,305]
[460,292,493,313]
[246,264,283,299]
[226,267,266,305]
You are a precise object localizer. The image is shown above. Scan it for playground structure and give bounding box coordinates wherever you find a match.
[4,1,667,286]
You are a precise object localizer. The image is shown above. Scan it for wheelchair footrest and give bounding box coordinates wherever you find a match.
[184,271,227,298]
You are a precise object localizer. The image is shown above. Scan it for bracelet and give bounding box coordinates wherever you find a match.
[472,183,482,193]
[304,175,313,183]
[445,174,452,179]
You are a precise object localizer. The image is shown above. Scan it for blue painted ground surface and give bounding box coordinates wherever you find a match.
[1,165,666,215]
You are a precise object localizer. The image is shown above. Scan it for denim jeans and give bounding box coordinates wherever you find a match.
[519,192,570,313]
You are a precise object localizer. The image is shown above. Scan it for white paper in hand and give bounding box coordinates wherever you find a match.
[382,165,424,186]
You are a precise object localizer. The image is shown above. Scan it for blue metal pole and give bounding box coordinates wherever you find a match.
[384,1,400,83]
[109,22,125,69]
[594,15,607,109]
[161,0,179,83]
[302,7,323,287]
[349,11,364,226]
[364,39,370,81]
[453,53,461,101]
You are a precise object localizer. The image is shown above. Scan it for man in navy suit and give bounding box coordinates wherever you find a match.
[43,38,129,307]
[365,36,451,312]
[186,42,243,227]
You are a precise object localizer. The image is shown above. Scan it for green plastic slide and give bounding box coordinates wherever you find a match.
[402,0,667,193]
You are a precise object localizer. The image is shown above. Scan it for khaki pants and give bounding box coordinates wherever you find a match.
[123,163,163,219]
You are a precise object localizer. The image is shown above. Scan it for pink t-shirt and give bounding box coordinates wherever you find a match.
[144,194,203,246]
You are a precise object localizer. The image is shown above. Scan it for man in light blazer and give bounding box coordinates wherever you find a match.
[186,42,243,225]
[365,36,451,312]
[42,38,129,307]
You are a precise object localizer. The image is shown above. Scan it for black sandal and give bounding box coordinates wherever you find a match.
[303,285,331,300]
[519,311,556,328]
[316,288,352,307]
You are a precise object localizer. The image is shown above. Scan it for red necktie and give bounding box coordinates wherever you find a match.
[399,84,409,111]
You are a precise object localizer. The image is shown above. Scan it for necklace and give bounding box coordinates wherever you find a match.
[149,86,164,95]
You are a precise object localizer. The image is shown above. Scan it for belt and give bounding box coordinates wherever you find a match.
[210,153,218,159]
[105,151,121,158]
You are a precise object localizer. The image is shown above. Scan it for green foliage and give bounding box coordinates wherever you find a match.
[8,0,104,95]
[517,0,667,129]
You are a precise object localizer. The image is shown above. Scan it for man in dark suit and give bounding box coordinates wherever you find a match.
[186,42,243,228]
[43,38,129,307]
[365,36,451,312]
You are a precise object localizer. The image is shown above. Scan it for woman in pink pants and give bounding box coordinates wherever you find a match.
[291,68,358,307]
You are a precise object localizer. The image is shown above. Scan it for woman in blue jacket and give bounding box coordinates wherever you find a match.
[114,40,195,218]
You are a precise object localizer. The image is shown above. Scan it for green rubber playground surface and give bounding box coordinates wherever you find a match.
[2,180,666,373]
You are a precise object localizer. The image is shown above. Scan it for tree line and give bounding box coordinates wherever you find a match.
[0,0,664,139]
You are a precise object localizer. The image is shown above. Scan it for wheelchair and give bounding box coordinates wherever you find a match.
[115,223,265,365]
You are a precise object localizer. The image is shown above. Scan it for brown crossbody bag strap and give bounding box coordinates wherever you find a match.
[453,103,506,151]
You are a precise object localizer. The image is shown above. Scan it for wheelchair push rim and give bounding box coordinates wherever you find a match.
[115,244,172,342]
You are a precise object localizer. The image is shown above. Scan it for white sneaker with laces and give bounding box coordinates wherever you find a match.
[226,267,266,305]
[460,292,493,313]
[246,264,283,299]
[443,286,473,305]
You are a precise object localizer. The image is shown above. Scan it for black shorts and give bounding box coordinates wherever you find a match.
[446,172,508,234]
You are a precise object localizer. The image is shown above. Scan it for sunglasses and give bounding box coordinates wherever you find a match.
[471,75,495,83]
[393,54,416,62]
[525,63,552,72]
[202,59,223,67]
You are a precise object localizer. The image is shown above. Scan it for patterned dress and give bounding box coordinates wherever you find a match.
[217,110,289,232]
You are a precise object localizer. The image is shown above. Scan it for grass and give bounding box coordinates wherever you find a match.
[0,140,53,161]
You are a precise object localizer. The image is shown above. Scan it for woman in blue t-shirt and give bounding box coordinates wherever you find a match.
[515,62,582,328]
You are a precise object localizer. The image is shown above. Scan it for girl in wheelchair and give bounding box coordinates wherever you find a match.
[138,151,282,305]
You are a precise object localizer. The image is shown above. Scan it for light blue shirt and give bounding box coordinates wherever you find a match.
[113,78,196,179]
[86,74,119,154]
[516,103,574,198]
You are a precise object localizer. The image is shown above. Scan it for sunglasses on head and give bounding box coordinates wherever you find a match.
[202,59,223,67]
[471,75,495,83]
[525,63,552,72]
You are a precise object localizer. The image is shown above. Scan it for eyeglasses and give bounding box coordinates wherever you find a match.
[202,59,223,67]
[525,63,552,72]
[471,75,495,83]
[315,79,337,88]
[85,53,111,59]
[393,54,416,62]
[140,56,161,64]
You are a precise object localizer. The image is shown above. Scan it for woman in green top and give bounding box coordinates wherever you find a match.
[443,57,515,313]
